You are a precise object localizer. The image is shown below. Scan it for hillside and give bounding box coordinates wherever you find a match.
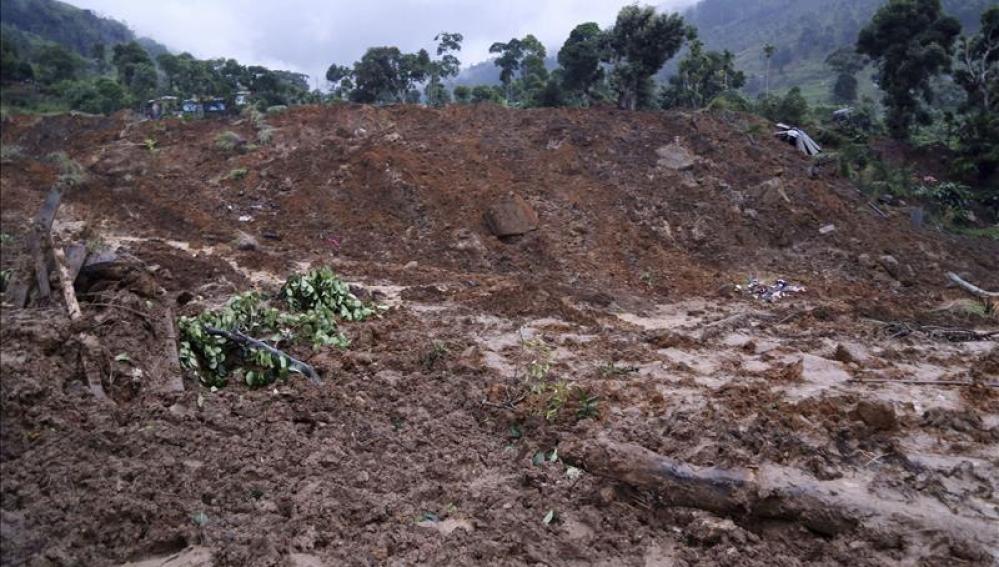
[456,0,993,103]
[1,105,997,565]
[0,0,169,58]
[680,0,993,100]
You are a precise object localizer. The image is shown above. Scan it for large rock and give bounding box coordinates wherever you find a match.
[485,194,538,237]
[655,142,697,171]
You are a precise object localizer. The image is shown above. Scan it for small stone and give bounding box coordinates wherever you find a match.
[404,261,418,270]
[879,255,900,278]
[233,230,258,251]
[851,400,897,431]
[686,516,743,546]
[832,344,856,364]
[818,224,836,235]
[858,254,876,269]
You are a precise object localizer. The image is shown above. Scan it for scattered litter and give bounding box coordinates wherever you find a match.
[737,277,806,303]
[774,123,821,156]
[542,510,557,525]
[818,224,836,235]
[238,215,253,222]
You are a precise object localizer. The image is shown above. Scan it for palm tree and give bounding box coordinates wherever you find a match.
[763,43,775,98]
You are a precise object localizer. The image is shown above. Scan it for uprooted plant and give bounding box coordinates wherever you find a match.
[178,267,382,387]
[519,336,601,422]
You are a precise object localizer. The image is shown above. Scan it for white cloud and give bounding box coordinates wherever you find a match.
[66,0,697,87]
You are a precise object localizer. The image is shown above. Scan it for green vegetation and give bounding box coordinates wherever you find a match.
[214,131,244,152]
[520,337,600,422]
[45,151,86,186]
[1,0,316,115]
[178,267,380,387]
[857,0,961,139]
[420,341,450,370]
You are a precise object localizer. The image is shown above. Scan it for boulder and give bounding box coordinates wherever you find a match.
[851,400,897,431]
[655,142,697,171]
[485,194,538,237]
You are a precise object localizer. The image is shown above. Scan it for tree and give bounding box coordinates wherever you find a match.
[825,47,867,104]
[35,44,82,84]
[756,87,810,124]
[763,43,775,97]
[62,77,127,114]
[111,41,153,86]
[558,22,605,103]
[452,85,471,103]
[777,86,809,124]
[0,37,34,82]
[489,38,525,97]
[857,0,961,139]
[350,47,429,104]
[489,34,546,103]
[659,39,745,109]
[954,6,998,114]
[325,64,353,99]
[533,74,566,107]
[604,5,689,110]
[470,85,503,103]
[426,32,463,107]
[953,6,999,181]
[128,62,158,101]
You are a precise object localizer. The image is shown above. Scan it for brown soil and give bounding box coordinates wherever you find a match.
[1,105,997,566]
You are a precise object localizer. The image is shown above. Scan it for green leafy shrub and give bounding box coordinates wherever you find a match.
[226,167,248,180]
[214,130,244,152]
[257,126,274,145]
[913,180,975,225]
[281,267,377,322]
[45,151,87,186]
[178,268,379,387]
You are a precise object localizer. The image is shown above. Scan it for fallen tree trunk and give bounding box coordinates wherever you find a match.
[947,272,999,298]
[5,187,64,307]
[49,236,81,321]
[561,435,998,551]
[204,327,320,383]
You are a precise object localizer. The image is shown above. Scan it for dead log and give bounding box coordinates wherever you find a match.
[156,307,185,393]
[77,334,108,400]
[946,272,999,298]
[49,236,81,320]
[561,435,998,550]
[5,186,64,307]
[32,239,52,303]
[63,243,88,281]
[204,327,320,383]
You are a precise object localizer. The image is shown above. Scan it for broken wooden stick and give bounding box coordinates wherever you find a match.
[849,378,999,388]
[561,435,997,551]
[204,327,320,383]
[947,272,999,298]
[6,186,65,307]
[157,307,185,393]
[49,235,81,320]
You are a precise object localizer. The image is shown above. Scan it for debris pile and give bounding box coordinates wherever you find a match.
[738,277,806,303]
[774,123,822,156]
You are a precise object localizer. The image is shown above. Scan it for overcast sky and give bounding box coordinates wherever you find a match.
[66,0,697,88]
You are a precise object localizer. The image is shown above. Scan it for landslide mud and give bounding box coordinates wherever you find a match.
[1,105,996,566]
